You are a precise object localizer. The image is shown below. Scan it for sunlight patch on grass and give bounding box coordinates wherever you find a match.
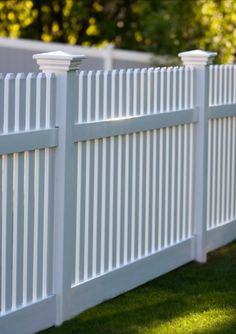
[147,308,235,334]
[42,242,236,334]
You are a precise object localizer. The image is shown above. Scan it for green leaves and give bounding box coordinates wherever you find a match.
[0,0,235,64]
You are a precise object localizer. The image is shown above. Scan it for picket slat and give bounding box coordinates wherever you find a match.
[12,73,25,309]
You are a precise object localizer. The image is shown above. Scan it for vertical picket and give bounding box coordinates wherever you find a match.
[0,75,3,314]
[131,133,136,261]
[145,131,150,254]
[23,73,36,305]
[100,138,107,271]
[124,134,129,262]
[108,136,114,270]
[12,73,26,309]
[2,74,15,313]
[231,118,236,220]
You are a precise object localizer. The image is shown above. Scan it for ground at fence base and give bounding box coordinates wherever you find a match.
[41,241,236,334]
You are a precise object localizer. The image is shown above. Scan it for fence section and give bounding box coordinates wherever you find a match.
[73,66,195,287]
[0,50,236,334]
[74,125,194,285]
[206,64,236,252]
[207,116,236,229]
[0,73,57,333]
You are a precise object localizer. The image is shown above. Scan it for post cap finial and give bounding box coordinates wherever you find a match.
[178,49,217,67]
[33,50,86,72]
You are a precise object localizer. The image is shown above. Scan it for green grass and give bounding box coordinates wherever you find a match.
[42,242,236,334]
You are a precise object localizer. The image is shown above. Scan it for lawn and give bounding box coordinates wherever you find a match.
[42,242,236,334]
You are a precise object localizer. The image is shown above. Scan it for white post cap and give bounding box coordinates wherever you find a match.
[178,49,217,67]
[33,50,86,72]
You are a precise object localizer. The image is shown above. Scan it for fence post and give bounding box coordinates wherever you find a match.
[104,43,114,70]
[33,51,85,324]
[178,50,217,262]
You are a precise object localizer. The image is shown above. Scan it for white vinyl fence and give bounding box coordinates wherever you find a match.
[0,49,236,334]
[0,37,157,74]
[0,72,57,332]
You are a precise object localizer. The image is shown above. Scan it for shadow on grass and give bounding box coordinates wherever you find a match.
[41,242,236,334]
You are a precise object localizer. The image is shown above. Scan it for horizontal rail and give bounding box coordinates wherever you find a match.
[207,220,236,253]
[208,104,236,119]
[0,296,56,334]
[74,108,198,141]
[0,128,58,155]
[71,239,194,317]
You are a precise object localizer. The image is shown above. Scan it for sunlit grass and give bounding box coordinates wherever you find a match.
[42,242,236,334]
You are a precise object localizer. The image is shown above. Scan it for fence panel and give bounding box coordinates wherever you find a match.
[71,66,196,315]
[1,50,236,333]
[206,64,236,252]
[73,124,195,286]
[207,116,236,229]
[0,72,56,333]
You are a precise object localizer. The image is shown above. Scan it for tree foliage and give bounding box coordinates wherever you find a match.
[0,0,235,63]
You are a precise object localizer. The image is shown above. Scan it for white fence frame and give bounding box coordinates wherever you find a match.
[0,49,236,334]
